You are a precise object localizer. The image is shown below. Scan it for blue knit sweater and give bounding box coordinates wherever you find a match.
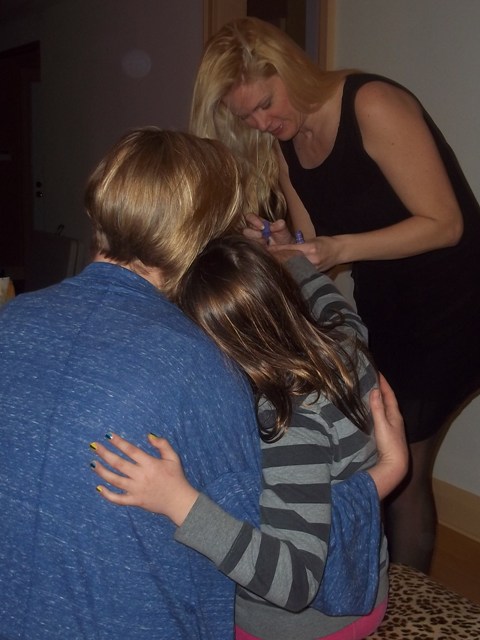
[0,262,262,640]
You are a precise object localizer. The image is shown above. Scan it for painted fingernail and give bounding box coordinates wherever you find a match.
[261,221,271,239]
[149,432,159,439]
[295,230,305,244]
[89,442,97,451]
[105,432,113,440]
[96,485,103,493]
[90,460,96,469]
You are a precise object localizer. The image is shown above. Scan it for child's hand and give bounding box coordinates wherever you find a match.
[90,433,199,526]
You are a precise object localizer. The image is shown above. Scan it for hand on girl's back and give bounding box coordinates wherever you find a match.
[90,432,199,526]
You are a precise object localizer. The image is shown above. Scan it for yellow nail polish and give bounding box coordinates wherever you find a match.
[96,485,103,493]
[89,442,97,451]
[148,432,159,439]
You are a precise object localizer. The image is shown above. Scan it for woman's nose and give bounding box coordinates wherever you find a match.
[250,112,269,132]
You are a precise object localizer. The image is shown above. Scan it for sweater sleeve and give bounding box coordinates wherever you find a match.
[175,405,335,612]
[175,414,380,616]
[313,471,381,615]
[285,254,368,344]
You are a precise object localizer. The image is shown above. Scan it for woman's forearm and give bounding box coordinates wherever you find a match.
[335,212,462,264]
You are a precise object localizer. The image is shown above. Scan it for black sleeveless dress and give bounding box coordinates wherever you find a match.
[281,74,480,442]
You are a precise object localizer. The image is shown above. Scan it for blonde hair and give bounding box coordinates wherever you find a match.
[85,127,246,297]
[179,236,371,441]
[190,17,349,220]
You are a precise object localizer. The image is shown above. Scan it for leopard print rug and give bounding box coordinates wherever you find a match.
[366,563,480,639]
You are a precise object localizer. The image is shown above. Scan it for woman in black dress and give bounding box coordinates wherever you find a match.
[189,16,480,571]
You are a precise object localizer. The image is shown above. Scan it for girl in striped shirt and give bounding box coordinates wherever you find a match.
[92,235,407,640]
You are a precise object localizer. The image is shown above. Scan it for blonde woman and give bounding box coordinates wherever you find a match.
[189,16,480,572]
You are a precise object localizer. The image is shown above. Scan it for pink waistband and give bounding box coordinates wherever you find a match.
[235,598,388,640]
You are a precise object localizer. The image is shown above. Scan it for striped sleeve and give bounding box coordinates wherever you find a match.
[285,255,368,344]
[175,403,336,612]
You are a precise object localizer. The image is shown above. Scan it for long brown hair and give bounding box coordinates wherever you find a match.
[178,236,371,442]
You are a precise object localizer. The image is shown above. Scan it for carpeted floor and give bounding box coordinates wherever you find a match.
[366,563,480,639]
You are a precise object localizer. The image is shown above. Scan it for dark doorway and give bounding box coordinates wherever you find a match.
[247,0,306,49]
[0,41,41,293]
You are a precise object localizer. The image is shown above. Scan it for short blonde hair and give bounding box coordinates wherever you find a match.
[85,127,246,297]
[190,17,348,220]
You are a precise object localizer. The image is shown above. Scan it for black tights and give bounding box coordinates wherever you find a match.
[384,432,440,573]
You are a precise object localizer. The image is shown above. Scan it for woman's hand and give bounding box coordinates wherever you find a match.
[90,433,199,526]
[268,235,345,272]
[243,213,345,269]
[366,374,409,500]
[243,213,293,245]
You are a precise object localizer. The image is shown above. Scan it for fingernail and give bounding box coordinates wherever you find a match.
[105,432,113,440]
[261,221,271,240]
[96,485,103,493]
[90,460,96,469]
[295,230,305,244]
[89,442,97,451]
[149,432,159,439]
